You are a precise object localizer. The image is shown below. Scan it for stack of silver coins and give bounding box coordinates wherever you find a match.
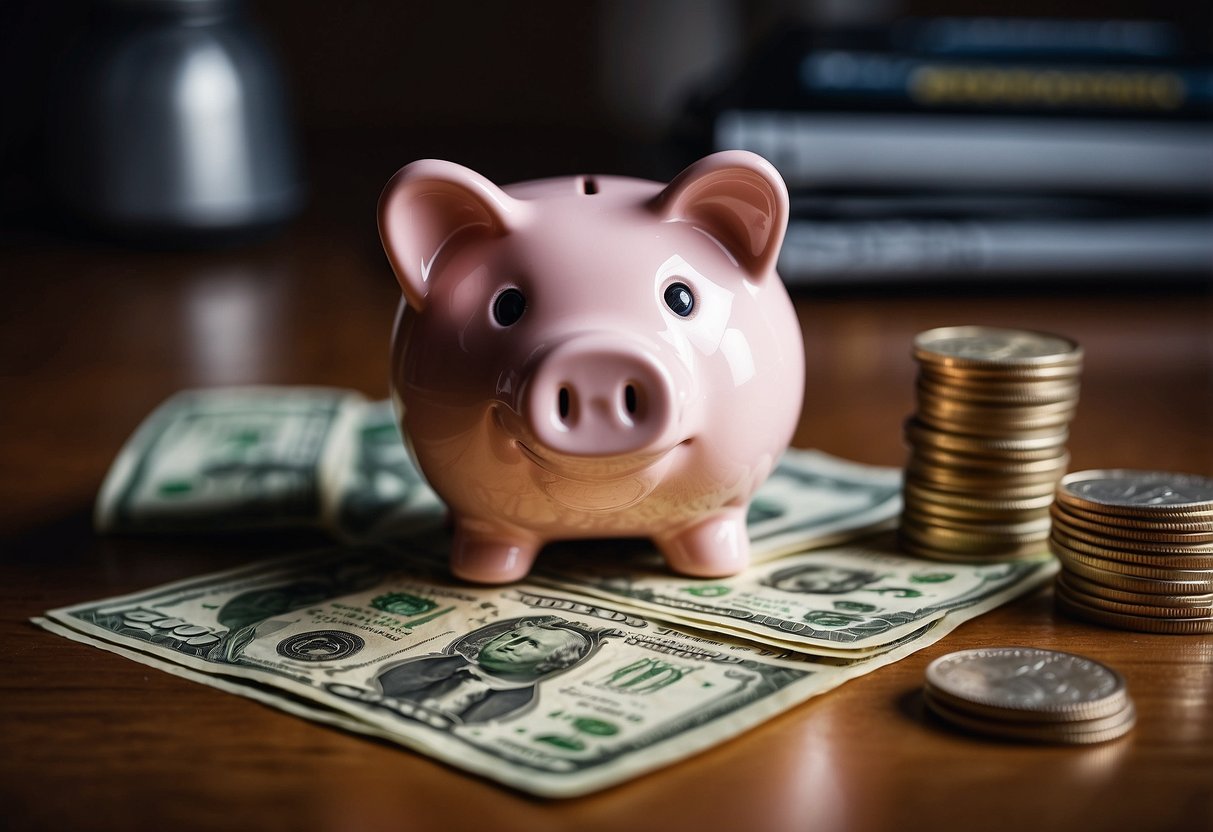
[1052,470,1213,634]
[900,326,1083,562]
[924,647,1136,745]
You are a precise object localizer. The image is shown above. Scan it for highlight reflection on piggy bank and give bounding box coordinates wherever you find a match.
[379,151,805,584]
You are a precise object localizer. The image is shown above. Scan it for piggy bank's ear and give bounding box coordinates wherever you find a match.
[650,151,789,279]
[378,160,527,310]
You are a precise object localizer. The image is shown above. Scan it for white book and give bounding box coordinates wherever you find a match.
[778,216,1213,282]
[716,110,1213,194]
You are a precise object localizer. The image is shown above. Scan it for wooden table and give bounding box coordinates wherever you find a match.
[2,139,1211,832]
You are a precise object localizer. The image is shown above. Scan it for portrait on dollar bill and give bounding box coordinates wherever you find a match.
[762,563,883,594]
[370,616,604,727]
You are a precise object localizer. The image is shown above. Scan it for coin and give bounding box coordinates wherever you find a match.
[916,377,1081,406]
[904,481,1058,513]
[917,411,1076,438]
[914,327,1083,370]
[901,509,1052,537]
[924,647,1128,720]
[1049,528,1213,568]
[902,518,1050,547]
[905,476,1059,500]
[897,534,1049,563]
[912,446,1069,474]
[918,362,1083,382]
[924,690,1135,744]
[1048,511,1213,550]
[1051,502,1213,533]
[1055,590,1213,634]
[1056,575,1213,619]
[920,685,1130,727]
[1058,470,1213,517]
[1050,538,1213,579]
[917,391,1079,419]
[904,419,1069,455]
[1058,570,1213,608]
[918,369,1081,393]
[903,495,1051,525]
[1057,556,1213,595]
[907,459,1067,490]
[916,396,1078,425]
[923,685,1134,732]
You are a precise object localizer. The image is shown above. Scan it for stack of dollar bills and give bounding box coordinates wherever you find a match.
[36,387,1057,797]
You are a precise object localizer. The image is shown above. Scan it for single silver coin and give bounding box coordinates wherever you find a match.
[914,327,1081,367]
[925,647,1126,718]
[1060,470,1213,513]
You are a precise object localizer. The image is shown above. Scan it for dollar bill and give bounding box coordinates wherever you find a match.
[95,387,364,533]
[320,399,444,539]
[747,449,902,561]
[96,388,903,562]
[315,398,901,550]
[539,534,1056,656]
[318,400,902,551]
[341,431,902,556]
[34,541,1050,797]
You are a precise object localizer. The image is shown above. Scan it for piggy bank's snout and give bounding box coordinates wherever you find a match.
[523,336,680,458]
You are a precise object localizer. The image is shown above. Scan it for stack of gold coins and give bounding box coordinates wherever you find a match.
[924,647,1136,745]
[1051,470,1213,634]
[900,326,1082,562]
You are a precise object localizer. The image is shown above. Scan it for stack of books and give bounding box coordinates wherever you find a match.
[702,17,1213,284]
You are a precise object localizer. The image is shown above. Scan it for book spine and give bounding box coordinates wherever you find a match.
[798,51,1213,117]
[890,18,1183,60]
[716,110,1213,194]
[777,216,1213,282]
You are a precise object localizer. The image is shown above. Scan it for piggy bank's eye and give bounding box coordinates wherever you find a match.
[493,288,526,326]
[663,282,694,317]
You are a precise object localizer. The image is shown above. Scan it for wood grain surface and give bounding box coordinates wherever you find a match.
[2,140,1210,832]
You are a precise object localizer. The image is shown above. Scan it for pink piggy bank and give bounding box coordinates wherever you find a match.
[379,150,805,583]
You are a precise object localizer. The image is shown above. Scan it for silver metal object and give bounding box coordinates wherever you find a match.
[50,0,303,242]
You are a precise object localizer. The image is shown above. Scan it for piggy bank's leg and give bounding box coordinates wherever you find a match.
[656,506,750,577]
[450,518,541,584]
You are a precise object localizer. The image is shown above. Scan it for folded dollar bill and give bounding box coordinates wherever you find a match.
[538,533,1054,657]
[36,540,1053,797]
[319,399,445,539]
[95,387,365,533]
[94,388,904,561]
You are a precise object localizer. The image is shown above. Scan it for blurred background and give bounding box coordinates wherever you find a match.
[1,0,1209,288]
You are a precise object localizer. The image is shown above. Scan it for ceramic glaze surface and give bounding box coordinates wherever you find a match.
[379,151,805,583]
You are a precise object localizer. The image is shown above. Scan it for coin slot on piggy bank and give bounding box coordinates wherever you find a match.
[379,151,805,584]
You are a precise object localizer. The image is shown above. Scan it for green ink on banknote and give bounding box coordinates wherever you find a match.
[911,573,954,583]
[683,586,730,598]
[602,658,689,693]
[870,588,924,598]
[232,429,262,447]
[572,718,619,737]
[371,592,437,616]
[802,611,864,627]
